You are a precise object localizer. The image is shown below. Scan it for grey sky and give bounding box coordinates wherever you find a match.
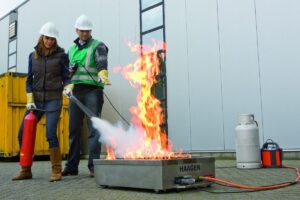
[0,0,26,18]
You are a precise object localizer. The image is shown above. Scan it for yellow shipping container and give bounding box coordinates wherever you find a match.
[0,72,70,157]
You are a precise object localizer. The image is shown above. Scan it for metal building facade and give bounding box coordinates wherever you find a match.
[0,0,300,152]
[164,0,300,151]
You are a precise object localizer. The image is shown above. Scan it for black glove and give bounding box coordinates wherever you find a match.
[69,63,79,77]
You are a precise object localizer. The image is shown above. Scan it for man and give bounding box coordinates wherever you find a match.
[62,14,110,177]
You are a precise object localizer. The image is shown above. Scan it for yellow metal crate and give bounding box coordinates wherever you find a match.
[0,72,70,157]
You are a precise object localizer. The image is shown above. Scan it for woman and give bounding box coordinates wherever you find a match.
[12,22,71,182]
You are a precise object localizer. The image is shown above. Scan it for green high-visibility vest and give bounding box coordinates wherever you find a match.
[68,38,105,87]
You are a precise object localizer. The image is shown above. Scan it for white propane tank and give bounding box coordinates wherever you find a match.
[235,114,261,169]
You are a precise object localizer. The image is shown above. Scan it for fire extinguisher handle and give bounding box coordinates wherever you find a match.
[265,139,274,143]
[254,120,258,127]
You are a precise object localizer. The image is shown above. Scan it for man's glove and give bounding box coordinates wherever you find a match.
[98,70,111,85]
[26,93,36,110]
[63,84,74,97]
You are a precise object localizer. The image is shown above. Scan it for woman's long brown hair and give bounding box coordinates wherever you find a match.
[34,35,58,59]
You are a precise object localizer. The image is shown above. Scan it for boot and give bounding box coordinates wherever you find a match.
[12,166,32,181]
[49,147,62,182]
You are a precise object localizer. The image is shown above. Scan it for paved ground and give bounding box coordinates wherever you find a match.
[0,159,299,200]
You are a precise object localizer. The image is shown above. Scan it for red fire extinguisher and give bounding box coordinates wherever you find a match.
[20,111,38,167]
[261,139,283,168]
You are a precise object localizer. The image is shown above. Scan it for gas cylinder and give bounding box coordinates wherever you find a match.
[20,111,38,167]
[235,114,261,169]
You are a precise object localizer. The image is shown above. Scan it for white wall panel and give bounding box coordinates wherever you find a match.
[2,0,300,151]
[165,0,191,151]
[0,17,9,74]
[186,0,224,151]
[218,0,263,150]
[256,0,300,149]
[99,0,123,124]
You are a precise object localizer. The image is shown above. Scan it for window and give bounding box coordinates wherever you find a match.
[9,39,17,54]
[142,5,163,32]
[142,29,164,46]
[8,11,18,71]
[8,39,17,70]
[140,0,165,45]
[9,21,17,39]
[141,0,162,10]
[140,0,168,134]
[8,53,16,69]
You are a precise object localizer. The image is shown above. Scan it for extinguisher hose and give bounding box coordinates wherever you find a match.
[82,66,130,125]
[199,164,300,191]
[68,95,96,119]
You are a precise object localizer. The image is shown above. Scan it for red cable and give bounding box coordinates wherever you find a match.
[283,165,300,182]
[199,165,300,191]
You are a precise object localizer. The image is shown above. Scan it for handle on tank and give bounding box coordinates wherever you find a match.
[250,115,259,127]
[262,139,280,150]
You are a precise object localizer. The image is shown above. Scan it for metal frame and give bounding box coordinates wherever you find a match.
[139,0,168,135]
[140,1,165,43]
[7,11,18,72]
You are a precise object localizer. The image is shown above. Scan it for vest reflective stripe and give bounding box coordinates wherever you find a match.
[74,65,98,73]
[71,72,98,82]
[71,74,98,82]
[74,71,98,76]
[85,40,94,68]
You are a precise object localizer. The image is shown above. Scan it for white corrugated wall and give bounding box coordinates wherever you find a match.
[1,0,300,152]
[165,0,300,151]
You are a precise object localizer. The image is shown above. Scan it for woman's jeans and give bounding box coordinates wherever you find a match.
[18,99,62,149]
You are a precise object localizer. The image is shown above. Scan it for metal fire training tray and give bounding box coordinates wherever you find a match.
[93,157,215,192]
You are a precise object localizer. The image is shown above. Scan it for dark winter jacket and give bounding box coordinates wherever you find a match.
[26,46,70,102]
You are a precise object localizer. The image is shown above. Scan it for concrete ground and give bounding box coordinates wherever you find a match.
[0,159,299,200]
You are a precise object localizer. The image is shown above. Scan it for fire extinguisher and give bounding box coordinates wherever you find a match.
[261,139,283,168]
[20,111,38,167]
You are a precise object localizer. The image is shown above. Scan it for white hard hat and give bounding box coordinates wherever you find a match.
[74,14,93,30]
[39,22,59,39]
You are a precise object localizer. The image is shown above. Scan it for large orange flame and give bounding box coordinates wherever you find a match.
[107,41,191,160]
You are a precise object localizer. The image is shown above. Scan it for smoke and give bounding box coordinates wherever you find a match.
[91,116,190,159]
[91,117,145,158]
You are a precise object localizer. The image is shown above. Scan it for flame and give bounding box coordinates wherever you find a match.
[106,41,191,160]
